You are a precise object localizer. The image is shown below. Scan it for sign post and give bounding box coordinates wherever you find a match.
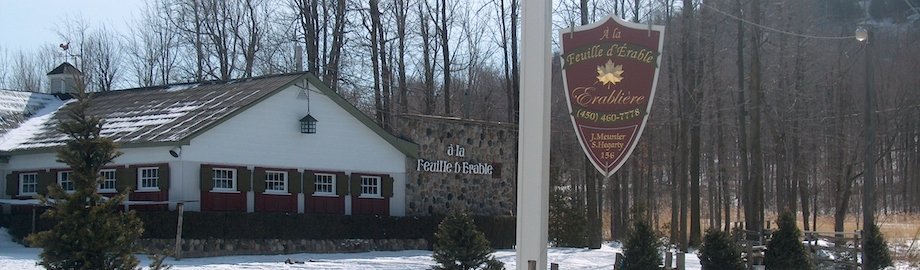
[560,15,665,177]
[516,0,552,269]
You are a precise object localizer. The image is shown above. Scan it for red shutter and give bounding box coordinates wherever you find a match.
[6,173,17,196]
[288,169,302,194]
[382,175,394,198]
[253,168,266,193]
[200,164,214,191]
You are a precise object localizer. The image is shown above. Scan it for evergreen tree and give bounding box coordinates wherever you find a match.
[26,91,144,270]
[622,209,661,270]
[432,211,503,270]
[699,228,744,270]
[764,211,813,270]
[549,188,587,247]
[863,222,892,270]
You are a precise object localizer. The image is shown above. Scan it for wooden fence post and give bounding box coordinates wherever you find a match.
[175,202,184,260]
[665,251,673,269]
[676,252,685,270]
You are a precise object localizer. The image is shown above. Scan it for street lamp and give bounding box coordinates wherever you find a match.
[855,26,868,42]
[857,24,876,263]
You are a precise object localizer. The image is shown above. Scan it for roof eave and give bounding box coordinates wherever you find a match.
[1,140,190,156]
[303,75,419,159]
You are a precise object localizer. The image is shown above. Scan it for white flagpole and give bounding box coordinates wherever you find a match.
[516,0,551,269]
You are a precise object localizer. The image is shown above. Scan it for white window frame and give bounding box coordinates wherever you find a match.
[313,173,336,196]
[360,176,382,198]
[212,168,237,192]
[58,171,74,192]
[264,170,288,194]
[19,173,38,196]
[98,169,117,193]
[137,167,160,191]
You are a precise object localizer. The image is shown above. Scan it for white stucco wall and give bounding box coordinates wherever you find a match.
[180,83,408,215]
[182,84,406,172]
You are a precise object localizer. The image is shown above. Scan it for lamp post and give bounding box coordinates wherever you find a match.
[856,24,875,251]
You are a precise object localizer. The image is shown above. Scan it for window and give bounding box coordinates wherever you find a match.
[138,167,160,191]
[264,171,287,193]
[360,176,381,198]
[58,171,74,192]
[19,173,38,195]
[212,168,236,191]
[314,173,336,196]
[98,169,117,192]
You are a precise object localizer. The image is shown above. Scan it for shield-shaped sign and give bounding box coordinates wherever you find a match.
[560,15,665,177]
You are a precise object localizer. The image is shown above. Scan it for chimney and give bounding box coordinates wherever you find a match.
[46,62,83,94]
[294,44,303,72]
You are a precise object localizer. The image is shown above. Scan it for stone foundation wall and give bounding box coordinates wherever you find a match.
[137,238,429,258]
[393,115,517,216]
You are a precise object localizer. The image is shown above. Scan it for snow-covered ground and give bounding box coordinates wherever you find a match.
[3,227,914,269]
[0,228,700,269]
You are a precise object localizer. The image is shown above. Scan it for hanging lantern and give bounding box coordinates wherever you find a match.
[300,114,317,134]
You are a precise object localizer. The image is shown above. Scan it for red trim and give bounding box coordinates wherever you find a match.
[201,191,246,212]
[352,197,389,216]
[254,166,297,172]
[254,193,297,212]
[310,170,342,175]
[305,196,345,215]
[201,164,247,170]
[128,163,169,168]
[350,172,388,178]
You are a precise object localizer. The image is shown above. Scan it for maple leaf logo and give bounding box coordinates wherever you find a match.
[596,60,624,87]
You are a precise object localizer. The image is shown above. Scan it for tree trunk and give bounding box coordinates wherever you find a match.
[733,0,751,232]
[509,0,519,122]
[419,1,435,115]
[395,0,408,113]
[748,0,766,234]
[324,0,347,91]
[439,0,451,116]
[368,0,383,125]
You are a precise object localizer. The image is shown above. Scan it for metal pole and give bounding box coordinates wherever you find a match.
[861,26,876,264]
[516,0,552,268]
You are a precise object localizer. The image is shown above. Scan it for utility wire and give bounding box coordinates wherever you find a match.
[699,1,857,40]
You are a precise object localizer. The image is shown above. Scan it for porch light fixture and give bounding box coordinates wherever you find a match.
[300,114,317,134]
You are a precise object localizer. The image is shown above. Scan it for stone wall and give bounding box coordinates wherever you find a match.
[137,238,429,258]
[393,114,517,216]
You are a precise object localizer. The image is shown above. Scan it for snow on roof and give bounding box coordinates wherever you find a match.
[0,73,304,152]
[0,90,62,136]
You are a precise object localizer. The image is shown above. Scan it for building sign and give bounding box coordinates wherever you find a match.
[416,144,494,175]
[560,15,665,177]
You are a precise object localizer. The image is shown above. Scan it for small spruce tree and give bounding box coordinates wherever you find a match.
[432,211,503,270]
[863,222,892,270]
[549,188,587,247]
[26,92,144,270]
[699,228,744,270]
[764,211,813,270]
[622,208,661,270]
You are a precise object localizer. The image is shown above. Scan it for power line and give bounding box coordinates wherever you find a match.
[699,1,857,40]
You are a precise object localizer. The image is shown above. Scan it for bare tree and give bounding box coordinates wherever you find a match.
[418,0,438,115]
[84,28,124,91]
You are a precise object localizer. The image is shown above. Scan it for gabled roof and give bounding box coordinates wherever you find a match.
[46,62,82,76]
[0,90,62,136]
[0,73,418,158]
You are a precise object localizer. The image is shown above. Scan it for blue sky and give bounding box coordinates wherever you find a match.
[0,0,144,52]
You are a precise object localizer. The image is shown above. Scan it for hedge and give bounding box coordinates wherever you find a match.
[2,211,516,249]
